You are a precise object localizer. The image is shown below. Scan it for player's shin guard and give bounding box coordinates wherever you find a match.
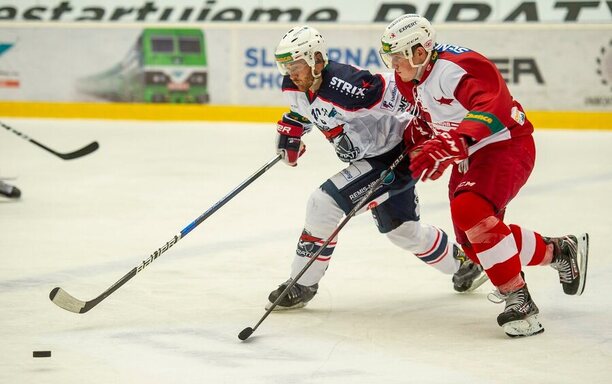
[451,192,522,287]
[290,230,336,287]
[386,222,458,274]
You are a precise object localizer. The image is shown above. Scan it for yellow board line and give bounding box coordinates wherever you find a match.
[0,101,610,130]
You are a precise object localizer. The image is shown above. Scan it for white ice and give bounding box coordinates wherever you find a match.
[1,118,611,384]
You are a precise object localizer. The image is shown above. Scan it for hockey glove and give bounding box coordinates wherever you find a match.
[276,113,308,167]
[409,129,468,181]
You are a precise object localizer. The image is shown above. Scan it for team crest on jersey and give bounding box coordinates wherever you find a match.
[329,76,367,98]
[435,96,454,105]
[335,134,360,161]
[311,106,341,128]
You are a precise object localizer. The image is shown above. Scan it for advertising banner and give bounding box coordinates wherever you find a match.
[0,24,610,110]
[1,0,611,23]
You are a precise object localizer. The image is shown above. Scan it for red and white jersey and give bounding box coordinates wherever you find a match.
[395,44,534,155]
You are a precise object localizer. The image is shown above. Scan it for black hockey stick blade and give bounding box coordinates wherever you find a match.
[31,139,99,160]
[1,121,99,160]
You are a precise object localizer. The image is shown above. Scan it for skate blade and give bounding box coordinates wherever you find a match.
[503,315,545,338]
[465,273,490,292]
[575,233,589,296]
[265,301,307,311]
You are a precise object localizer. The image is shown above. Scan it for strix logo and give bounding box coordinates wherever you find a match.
[596,39,612,91]
[329,76,367,98]
[361,79,372,88]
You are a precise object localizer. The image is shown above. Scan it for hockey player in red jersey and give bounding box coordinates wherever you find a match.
[379,14,589,337]
[267,26,489,311]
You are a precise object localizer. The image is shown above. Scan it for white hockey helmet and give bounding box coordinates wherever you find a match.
[275,26,328,76]
[379,14,436,69]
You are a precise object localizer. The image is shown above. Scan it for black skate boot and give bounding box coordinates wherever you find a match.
[452,246,489,292]
[266,279,318,311]
[545,234,589,296]
[489,278,544,338]
[0,180,21,199]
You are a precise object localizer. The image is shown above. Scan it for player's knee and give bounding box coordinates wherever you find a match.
[370,203,410,234]
[304,188,344,235]
[450,192,495,231]
[386,221,422,246]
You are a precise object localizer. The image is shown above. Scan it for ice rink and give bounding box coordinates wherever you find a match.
[1,118,611,383]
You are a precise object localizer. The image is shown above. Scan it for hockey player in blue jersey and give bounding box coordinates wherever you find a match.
[267,26,488,310]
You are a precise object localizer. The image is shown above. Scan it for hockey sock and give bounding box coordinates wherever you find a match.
[290,231,336,286]
[509,224,553,266]
[386,222,457,274]
[498,273,526,294]
[451,192,521,287]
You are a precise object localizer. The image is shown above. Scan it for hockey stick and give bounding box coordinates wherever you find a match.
[50,154,283,314]
[1,121,99,160]
[239,147,414,341]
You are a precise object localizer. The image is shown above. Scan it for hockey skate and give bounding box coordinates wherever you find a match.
[545,234,589,296]
[488,279,544,338]
[0,180,21,199]
[266,279,318,311]
[452,247,489,292]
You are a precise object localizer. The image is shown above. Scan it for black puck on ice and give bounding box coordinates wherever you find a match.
[33,351,51,358]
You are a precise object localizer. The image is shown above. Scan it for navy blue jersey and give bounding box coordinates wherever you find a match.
[282,61,413,162]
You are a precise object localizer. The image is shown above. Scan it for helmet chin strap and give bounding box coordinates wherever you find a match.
[408,50,432,82]
[309,65,323,92]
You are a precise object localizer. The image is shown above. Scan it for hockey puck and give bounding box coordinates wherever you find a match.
[33,351,51,358]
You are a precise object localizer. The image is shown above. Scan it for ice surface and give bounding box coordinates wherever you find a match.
[1,118,611,383]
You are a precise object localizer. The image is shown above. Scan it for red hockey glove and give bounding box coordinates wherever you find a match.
[276,113,307,167]
[403,117,434,148]
[409,130,468,181]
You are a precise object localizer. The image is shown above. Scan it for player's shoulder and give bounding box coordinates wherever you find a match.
[435,44,494,71]
[318,61,384,110]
